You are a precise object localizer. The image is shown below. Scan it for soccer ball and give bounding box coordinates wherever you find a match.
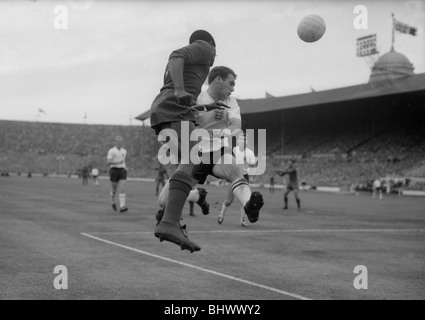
[297,15,326,43]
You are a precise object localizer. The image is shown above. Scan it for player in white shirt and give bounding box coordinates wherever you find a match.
[218,134,258,227]
[157,66,264,227]
[106,136,128,212]
[91,167,99,186]
[372,178,383,200]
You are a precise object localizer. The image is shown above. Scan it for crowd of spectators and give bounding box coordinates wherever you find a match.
[1,120,424,190]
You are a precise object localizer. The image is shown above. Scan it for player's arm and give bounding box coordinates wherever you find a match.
[227,118,242,137]
[224,100,242,137]
[246,149,258,167]
[107,158,124,165]
[276,170,287,177]
[106,152,124,166]
[168,57,194,106]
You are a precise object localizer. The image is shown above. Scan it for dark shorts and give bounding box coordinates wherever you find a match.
[109,167,127,182]
[192,147,232,185]
[150,90,197,135]
[286,182,299,191]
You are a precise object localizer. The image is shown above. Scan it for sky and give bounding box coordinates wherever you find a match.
[0,0,424,126]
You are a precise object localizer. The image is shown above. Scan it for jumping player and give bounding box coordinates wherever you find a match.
[107,136,128,213]
[157,66,264,229]
[150,30,216,252]
[277,158,301,210]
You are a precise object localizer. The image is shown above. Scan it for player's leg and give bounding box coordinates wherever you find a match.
[110,181,118,211]
[283,188,290,209]
[213,156,263,225]
[154,121,200,252]
[218,184,234,224]
[118,175,128,212]
[293,189,301,209]
[156,180,208,222]
[213,157,251,207]
[109,168,118,211]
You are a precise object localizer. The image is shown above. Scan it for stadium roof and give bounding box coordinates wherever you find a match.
[238,73,425,115]
[135,73,425,120]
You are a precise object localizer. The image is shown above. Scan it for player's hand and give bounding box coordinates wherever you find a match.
[199,102,230,112]
[175,90,195,106]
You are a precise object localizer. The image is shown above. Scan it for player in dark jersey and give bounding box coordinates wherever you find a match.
[149,30,216,253]
[154,164,169,196]
[277,158,301,210]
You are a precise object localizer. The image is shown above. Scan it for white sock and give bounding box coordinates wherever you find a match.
[187,189,200,203]
[119,193,126,208]
[232,179,251,206]
[240,207,246,223]
[220,202,228,216]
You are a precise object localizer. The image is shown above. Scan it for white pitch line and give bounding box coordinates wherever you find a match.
[81,232,311,301]
[86,228,425,236]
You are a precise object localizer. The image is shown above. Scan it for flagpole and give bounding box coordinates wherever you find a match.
[391,13,395,51]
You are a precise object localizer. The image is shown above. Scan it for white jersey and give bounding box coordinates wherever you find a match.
[233,146,257,175]
[107,147,127,168]
[373,179,381,189]
[91,168,99,176]
[196,90,241,152]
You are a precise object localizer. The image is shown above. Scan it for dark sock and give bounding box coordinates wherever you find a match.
[296,199,301,208]
[162,171,195,224]
[189,201,194,214]
[284,197,288,208]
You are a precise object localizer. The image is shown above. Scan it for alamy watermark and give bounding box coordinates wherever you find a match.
[53,265,68,290]
[156,121,267,176]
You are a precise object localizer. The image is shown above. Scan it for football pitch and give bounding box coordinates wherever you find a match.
[0,176,424,300]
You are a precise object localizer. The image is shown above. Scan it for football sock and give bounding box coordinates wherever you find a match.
[187,189,200,202]
[232,178,251,206]
[220,201,230,216]
[110,192,116,204]
[119,193,126,208]
[162,171,195,224]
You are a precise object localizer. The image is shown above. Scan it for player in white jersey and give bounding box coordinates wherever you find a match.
[218,134,258,227]
[157,66,264,227]
[106,136,128,212]
[372,178,383,200]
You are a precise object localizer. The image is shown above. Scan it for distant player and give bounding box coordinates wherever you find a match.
[91,167,99,186]
[81,165,89,186]
[218,134,258,227]
[155,164,169,196]
[372,178,383,200]
[277,158,301,210]
[269,174,275,193]
[107,136,128,213]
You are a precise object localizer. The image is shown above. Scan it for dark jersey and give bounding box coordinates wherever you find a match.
[150,40,216,131]
[156,167,168,180]
[279,165,298,184]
